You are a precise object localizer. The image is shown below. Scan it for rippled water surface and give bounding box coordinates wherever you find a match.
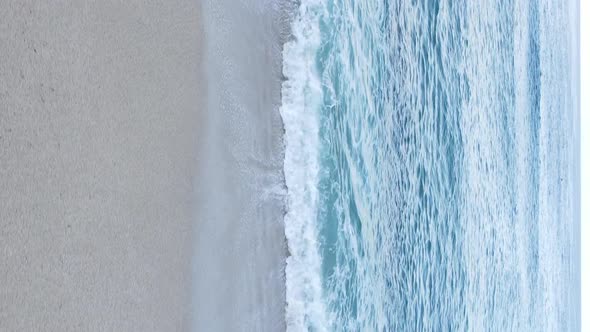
[280,0,579,330]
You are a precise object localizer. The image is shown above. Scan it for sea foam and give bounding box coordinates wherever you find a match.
[280,0,330,330]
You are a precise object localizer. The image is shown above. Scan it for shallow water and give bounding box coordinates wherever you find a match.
[281,0,579,330]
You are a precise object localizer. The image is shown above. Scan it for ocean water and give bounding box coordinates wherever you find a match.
[280,0,579,330]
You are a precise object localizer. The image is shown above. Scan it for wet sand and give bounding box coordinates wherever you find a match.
[193,0,289,331]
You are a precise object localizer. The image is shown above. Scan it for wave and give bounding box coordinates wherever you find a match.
[280,0,330,330]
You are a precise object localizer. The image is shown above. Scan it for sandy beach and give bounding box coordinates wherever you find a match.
[193,0,288,331]
[1,1,201,330]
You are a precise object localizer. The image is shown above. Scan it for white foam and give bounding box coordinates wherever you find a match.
[280,0,330,330]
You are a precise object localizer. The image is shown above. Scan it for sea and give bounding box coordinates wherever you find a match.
[280,0,580,330]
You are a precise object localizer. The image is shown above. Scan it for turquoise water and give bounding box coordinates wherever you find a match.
[280,0,579,330]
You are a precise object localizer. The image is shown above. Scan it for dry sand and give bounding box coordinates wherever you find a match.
[1,1,201,331]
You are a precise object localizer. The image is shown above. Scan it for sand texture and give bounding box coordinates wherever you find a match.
[192,1,288,331]
[1,1,201,331]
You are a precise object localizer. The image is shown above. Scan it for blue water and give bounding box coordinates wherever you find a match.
[280,0,579,330]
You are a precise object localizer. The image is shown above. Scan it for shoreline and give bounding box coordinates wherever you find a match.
[193,0,290,330]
